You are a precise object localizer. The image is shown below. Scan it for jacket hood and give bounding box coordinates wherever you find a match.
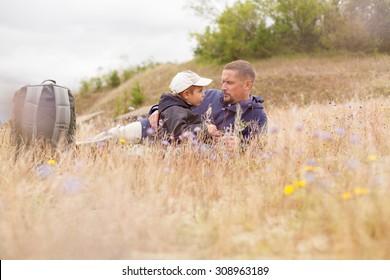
[252,95,265,104]
[158,93,192,113]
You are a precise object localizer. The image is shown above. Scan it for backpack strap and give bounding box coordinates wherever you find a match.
[42,79,56,84]
[22,86,43,144]
[52,86,71,146]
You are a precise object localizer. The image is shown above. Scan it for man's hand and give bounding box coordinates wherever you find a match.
[216,135,240,153]
[207,124,217,134]
[148,111,159,130]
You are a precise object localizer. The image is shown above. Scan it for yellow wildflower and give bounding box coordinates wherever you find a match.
[304,166,316,172]
[342,192,351,200]
[284,184,295,196]
[119,138,127,144]
[354,188,368,195]
[293,180,307,188]
[47,159,56,166]
[367,154,377,161]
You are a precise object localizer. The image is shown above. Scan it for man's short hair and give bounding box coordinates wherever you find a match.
[223,60,256,84]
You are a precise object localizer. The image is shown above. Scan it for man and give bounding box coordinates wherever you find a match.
[77,60,267,145]
[193,60,267,141]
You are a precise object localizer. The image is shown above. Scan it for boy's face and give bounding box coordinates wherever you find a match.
[185,86,205,106]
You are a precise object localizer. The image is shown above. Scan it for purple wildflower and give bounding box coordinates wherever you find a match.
[349,135,361,144]
[63,176,84,193]
[269,126,279,134]
[262,151,273,159]
[146,127,155,136]
[346,158,360,169]
[307,158,316,166]
[303,171,316,183]
[335,128,346,135]
[75,162,84,171]
[182,131,195,139]
[96,140,105,147]
[295,123,304,131]
[36,164,53,179]
[314,130,331,140]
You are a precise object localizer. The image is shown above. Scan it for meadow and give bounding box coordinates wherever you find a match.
[0,55,389,259]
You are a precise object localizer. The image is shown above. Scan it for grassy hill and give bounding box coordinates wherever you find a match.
[75,54,390,119]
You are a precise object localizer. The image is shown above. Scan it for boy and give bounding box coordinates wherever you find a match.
[76,70,218,145]
[158,70,218,142]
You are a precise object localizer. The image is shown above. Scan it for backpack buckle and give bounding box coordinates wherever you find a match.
[55,124,69,130]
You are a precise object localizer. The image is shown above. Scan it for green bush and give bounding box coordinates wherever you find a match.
[130,82,145,108]
[113,83,145,118]
[193,1,275,62]
[107,70,121,88]
[79,80,89,95]
[192,0,390,61]
[78,61,159,94]
[91,77,103,92]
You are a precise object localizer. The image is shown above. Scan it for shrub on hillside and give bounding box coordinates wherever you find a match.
[130,82,145,108]
[107,70,121,89]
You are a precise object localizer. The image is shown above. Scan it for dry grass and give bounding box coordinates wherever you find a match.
[1,91,390,259]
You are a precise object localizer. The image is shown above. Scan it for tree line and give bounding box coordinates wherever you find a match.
[192,0,390,62]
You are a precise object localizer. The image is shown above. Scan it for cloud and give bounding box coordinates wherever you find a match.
[0,0,240,122]
[0,0,208,90]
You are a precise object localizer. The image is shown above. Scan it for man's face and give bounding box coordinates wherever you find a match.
[221,70,251,104]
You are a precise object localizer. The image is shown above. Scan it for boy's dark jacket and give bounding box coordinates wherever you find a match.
[157,93,208,139]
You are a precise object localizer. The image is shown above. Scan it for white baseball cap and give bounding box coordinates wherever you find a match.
[169,70,212,94]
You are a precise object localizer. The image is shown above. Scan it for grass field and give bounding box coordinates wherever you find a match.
[1,55,389,259]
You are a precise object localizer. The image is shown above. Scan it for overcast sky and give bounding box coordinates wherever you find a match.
[0,0,235,121]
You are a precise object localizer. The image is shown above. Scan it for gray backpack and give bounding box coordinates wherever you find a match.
[11,80,76,149]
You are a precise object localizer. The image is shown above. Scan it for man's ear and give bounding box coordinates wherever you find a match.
[244,80,252,91]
